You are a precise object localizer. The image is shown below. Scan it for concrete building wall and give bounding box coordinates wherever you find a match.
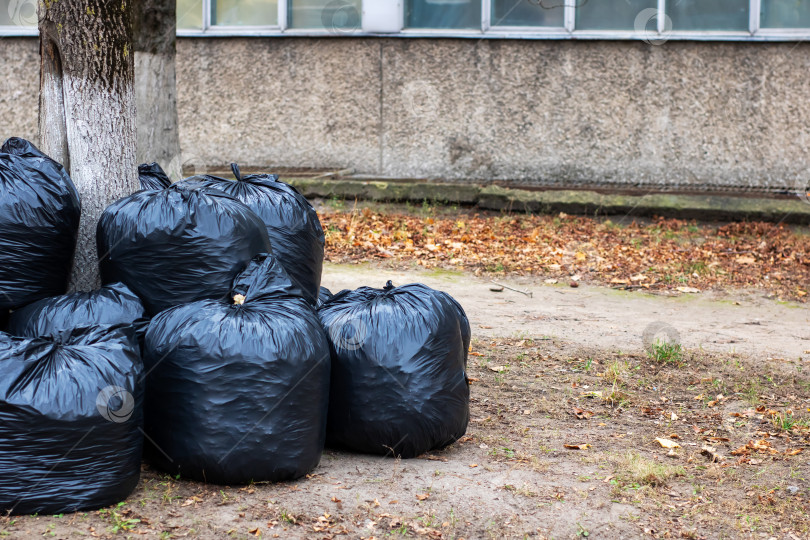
[2,37,809,192]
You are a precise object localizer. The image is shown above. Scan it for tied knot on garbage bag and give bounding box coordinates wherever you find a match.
[179,163,325,306]
[142,253,330,484]
[137,162,172,190]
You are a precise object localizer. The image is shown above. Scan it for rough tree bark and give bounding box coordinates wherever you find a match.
[133,0,182,180]
[38,0,139,292]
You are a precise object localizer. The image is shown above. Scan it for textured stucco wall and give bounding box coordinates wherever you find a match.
[0,39,39,143]
[2,36,809,192]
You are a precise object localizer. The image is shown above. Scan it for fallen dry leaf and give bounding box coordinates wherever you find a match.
[676,286,700,293]
[416,493,430,501]
[655,437,681,449]
[321,210,810,302]
[700,446,724,462]
[564,444,591,450]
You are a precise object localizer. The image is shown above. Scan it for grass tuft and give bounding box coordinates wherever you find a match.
[648,340,684,364]
[616,452,685,487]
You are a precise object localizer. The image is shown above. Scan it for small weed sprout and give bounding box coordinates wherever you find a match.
[648,339,684,364]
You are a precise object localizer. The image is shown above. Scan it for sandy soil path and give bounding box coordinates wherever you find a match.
[322,262,810,361]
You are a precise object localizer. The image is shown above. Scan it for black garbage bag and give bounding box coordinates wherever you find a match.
[138,162,172,190]
[8,282,149,346]
[0,137,81,310]
[316,286,333,308]
[143,254,330,484]
[180,164,325,305]
[0,325,143,515]
[97,183,270,316]
[318,281,471,458]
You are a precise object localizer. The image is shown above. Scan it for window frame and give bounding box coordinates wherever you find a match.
[0,0,808,40]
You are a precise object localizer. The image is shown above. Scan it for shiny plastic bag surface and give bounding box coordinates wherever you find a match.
[180,164,325,305]
[8,282,149,345]
[138,162,172,190]
[0,326,143,515]
[97,183,270,315]
[0,138,80,310]
[143,254,330,483]
[318,281,470,458]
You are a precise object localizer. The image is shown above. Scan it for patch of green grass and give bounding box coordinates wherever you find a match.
[615,452,685,487]
[683,261,709,275]
[98,502,140,533]
[736,378,763,406]
[326,196,346,210]
[280,508,297,524]
[426,268,465,279]
[771,412,810,431]
[603,383,632,408]
[388,523,409,536]
[604,360,630,386]
[648,340,684,364]
[775,300,801,309]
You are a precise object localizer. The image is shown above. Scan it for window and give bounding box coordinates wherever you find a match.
[576,0,656,30]
[1,0,36,27]
[761,0,810,27]
[668,0,749,31]
[290,0,361,30]
[178,0,204,29]
[1,0,809,39]
[213,0,279,26]
[492,0,564,27]
[405,0,482,29]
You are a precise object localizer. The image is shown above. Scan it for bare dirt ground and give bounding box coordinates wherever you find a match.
[3,263,809,540]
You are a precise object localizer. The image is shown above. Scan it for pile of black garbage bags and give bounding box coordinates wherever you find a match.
[0,139,470,515]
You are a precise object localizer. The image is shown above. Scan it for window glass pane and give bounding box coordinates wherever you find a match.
[214,0,278,26]
[406,0,482,29]
[668,0,749,31]
[177,0,204,29]
[761,0,810,27]
[576,0,657,30]
[1,0,37,26]
[492,0,564,27]
[290,0,361,30]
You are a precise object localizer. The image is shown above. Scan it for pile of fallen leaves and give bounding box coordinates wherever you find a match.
[320,205,809,301]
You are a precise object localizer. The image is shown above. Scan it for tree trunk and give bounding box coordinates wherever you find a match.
[133,0,182,180]
[38,0,139,292]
